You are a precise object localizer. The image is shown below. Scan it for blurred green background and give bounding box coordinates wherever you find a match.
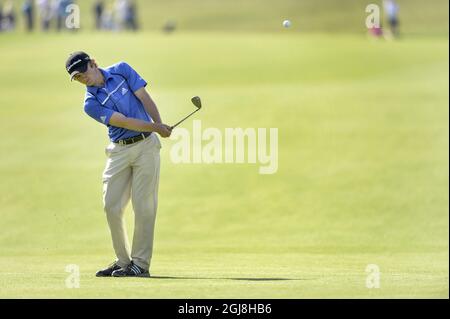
[0,0,448,298]
[2,0,449,35]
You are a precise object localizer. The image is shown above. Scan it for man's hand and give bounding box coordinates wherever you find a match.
[155,123,172,138]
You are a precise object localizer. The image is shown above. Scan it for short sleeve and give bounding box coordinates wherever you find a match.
[117,61,147,93]
[84,92,115,126]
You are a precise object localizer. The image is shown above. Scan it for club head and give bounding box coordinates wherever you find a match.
[191,96,202,109]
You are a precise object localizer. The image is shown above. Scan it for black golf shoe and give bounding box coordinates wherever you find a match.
[95,261,124,277]
[112,261,150,278]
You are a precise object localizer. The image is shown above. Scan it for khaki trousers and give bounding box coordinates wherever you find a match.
[102,133,161,271]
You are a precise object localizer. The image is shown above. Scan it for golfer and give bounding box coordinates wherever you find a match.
[65,51,172,277]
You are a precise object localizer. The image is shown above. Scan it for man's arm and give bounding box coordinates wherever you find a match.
[109,112,171,137]
[134,87,162,124]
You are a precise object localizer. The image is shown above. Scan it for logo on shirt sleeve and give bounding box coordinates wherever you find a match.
[100,116,107,123]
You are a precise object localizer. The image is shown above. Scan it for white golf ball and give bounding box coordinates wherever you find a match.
[283,20,292,28]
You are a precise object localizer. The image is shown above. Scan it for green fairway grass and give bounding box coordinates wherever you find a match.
[0,29,448,298]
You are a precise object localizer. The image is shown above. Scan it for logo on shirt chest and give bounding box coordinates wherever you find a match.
[121,87,128,96]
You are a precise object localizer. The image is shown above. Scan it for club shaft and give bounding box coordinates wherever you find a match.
[171,109,200,128]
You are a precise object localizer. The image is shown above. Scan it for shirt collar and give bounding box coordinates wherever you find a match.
[101,68,113,81]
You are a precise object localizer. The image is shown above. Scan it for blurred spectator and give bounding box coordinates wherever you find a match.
[37,0,52,31]
[93,0,104,30]
[57,0,76,31]
[114,0,138,31]
[101,3,116,31]
[114,0,127,30]
[368,24,383,38]
[0,1,3,32]
[163,20,176,34]
[52,0,65,31]
[58,0,78,31]
[1,0,16,31]
[124,0,138,31]
[383,0,399,38]
[22,0,34,32]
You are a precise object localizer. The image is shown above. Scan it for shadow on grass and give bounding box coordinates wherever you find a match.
[149,276,307,281]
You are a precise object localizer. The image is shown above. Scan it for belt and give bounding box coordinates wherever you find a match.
[115,132,151,145]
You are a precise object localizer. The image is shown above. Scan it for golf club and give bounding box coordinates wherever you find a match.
[171,96,202,129]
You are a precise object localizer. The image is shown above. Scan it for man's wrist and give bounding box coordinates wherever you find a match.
[149,122,160,133]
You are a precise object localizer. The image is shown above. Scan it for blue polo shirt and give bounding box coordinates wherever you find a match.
[83,61,151,142]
